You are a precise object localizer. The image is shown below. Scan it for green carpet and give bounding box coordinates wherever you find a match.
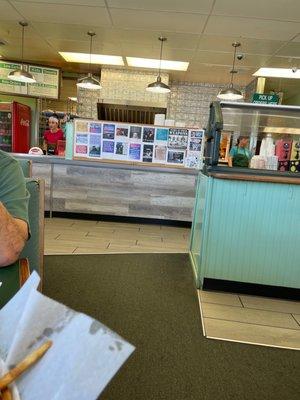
[43,254,300,400]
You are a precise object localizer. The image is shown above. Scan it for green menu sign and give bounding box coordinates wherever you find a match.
[252,93,279,104]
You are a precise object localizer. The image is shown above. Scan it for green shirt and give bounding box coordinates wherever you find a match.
[0,150,30,225]
[229,146,252,160]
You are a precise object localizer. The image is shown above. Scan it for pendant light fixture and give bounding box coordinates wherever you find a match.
[77,31,102,90]
[8,21,36,83]
[217,42,243,101]
[146,36,171,94]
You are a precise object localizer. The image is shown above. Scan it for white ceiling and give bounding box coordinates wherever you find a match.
[0,0,299,86]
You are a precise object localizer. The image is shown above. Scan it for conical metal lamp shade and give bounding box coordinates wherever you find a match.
[8,68,36,83]
[217,85,243,100]
[146,76,170,94]
[77,73,102,90]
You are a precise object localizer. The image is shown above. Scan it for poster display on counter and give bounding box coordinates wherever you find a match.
[129,143,141,160]
[73,120,204,168]
[89,135,101,158]
[167,150,185,165]
[142,144,154,162]
[168,128,189,149]
[0,61,60,99]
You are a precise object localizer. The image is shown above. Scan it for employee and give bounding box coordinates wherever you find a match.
[228,135,252,168]
[43,115,64,155]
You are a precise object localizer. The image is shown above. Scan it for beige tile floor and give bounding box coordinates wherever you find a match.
[44,217,190,255]
[198,290,300,350]
[44,217,300,350]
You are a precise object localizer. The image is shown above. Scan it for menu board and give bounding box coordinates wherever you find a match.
[0,61,27,95]
[27,66,59,99]
[74,119,205,169]
[0,61,60,99]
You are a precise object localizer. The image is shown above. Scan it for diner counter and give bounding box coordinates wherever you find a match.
[13,154,198,222]
[190,169,300,290]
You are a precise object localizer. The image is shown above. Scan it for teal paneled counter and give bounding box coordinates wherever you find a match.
[190,169,300,290]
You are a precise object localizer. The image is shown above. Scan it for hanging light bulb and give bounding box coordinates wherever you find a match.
[8,21,36,83]
[146,37,171,94]
[217,42,243,101]
[77,31,102,90]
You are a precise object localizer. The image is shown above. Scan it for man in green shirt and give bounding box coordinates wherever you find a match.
[0,150,29,266]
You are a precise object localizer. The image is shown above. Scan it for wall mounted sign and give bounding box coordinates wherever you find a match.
[0,61,60,99]
[252,93,279,104]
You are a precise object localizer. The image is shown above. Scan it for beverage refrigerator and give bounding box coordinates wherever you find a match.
[0,101,31,153]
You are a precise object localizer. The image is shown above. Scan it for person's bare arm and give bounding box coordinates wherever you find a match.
[228,156,233,167]
[0,202,28,267]
[42,139,48,153]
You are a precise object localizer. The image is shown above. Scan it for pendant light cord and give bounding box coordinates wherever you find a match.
[21,24,24,64]
[158,38,163,78]
[89,34,93,73]
[230,42,240,86]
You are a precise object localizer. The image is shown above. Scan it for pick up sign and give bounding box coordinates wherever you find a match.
[252,93,279,104]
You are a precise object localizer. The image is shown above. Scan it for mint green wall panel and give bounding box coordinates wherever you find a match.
[190,173,300,289]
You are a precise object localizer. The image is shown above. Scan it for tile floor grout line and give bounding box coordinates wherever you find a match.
[238,296,244,308]
[201,300,300,315]
[197,291,206,337]
[205,334,300,351]
[203,316,300,332]
[291,313,300,327]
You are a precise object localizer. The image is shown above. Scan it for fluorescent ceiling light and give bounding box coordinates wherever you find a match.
[253,67,300,79]
[59,52,124,66]
[126,57,189,71]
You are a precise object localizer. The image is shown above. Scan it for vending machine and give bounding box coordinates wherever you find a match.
[0,101,31,153]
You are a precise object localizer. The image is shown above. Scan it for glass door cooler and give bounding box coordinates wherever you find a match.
[0,101,31,153]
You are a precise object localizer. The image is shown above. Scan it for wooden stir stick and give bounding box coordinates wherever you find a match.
[0,341,52,391]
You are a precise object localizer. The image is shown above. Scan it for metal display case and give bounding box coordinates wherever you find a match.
[204,101,300,173]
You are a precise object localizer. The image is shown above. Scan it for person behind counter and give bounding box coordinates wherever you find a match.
[43,115,64,155]
[228,135,252,168]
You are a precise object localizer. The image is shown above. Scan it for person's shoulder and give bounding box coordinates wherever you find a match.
[0,150,19,167]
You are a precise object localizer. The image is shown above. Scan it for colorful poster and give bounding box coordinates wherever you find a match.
[129,143,141,160]
[75,145,88,156]
[103,123,115,139]
[116,125,129,138]
[88,135,101,158]
[129,126,142,140]
[154,144,167,163]
[142,144,153,162]
[89,122,102,134]
[189,130,203,152]
[168,129,188,149]
[185,152,201,168]
[75,134,88,145]
[115,142,128,158]
[155,128,169,142]
[167,150,185,165]
[75,121,89,133]
[142,127,155,143]
[102,140,115,153]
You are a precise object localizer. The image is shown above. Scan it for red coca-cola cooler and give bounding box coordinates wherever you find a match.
[0,101,31,153]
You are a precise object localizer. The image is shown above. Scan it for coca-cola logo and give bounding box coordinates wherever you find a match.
[20,118,30,127]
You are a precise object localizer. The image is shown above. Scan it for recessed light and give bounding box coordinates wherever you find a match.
[59,52,124,66]
[253,67,300,79]
[126,57,189,71]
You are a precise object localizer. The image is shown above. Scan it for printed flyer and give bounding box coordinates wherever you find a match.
[129,126,142,140]
[88,135,101,158]
[129,143,141,161]
[103,123,115,139]
[155,128,169,142]
[142,144,153,162]
[168,129,188,149]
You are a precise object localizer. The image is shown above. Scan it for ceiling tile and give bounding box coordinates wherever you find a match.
[205,15,300,41]
[264,56,298,68]
[13,0,105,4]
[0,0,23,20]
[109,9,207,33]
[213,0,300,23]
[194,50,270,67]
[115,30,200,50]
[11,1,111,26]
[275,42,300,57]
[107,0,213,13]
[50,39,123,55]
[197,35,285,56]
[121,44,192,60]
